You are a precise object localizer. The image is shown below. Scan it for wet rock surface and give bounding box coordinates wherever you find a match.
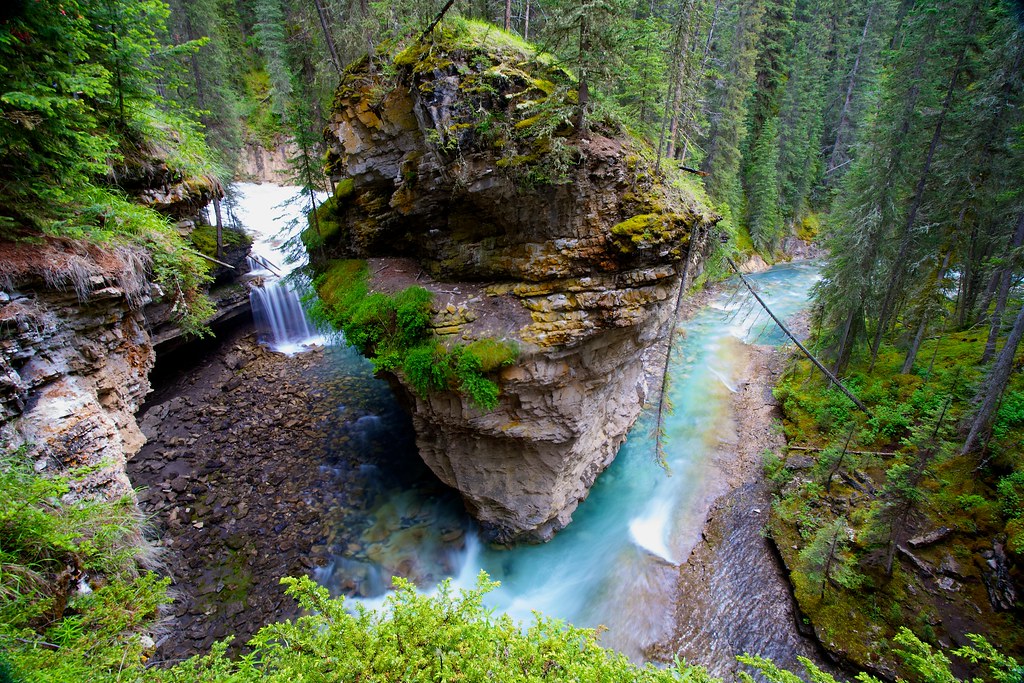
[662,344,837,677]
[129,327,465,663]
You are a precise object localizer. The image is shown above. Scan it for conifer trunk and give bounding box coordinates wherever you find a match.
[869,3,978,369]
[982,211,1024,363]
[901,251,951,374]
[963,300,1024,455]
[312,0,342,76]
[826,3,875,178]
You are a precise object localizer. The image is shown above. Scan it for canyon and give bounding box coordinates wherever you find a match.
[311,22,718,542]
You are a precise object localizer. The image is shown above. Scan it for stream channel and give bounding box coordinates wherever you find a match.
[140,183,825,671]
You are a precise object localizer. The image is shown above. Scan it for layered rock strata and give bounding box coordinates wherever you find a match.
[1,147,253,502]
[313,22,718,542]
[0,241,156,502]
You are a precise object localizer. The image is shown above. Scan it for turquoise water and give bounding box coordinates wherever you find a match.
[234,183,823,663]
[317,260,821,660]
[456,261,822,657]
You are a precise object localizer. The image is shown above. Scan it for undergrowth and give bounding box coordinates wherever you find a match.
[767,329,1024,672]
[0,445,170,682]
[308,260,517,411]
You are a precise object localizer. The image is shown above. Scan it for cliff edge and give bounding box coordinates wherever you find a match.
[311,19,718,543]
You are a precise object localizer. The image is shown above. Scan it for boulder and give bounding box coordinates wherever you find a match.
[313,22,718,542]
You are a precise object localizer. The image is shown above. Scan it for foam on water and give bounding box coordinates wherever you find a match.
[234,182,328,353]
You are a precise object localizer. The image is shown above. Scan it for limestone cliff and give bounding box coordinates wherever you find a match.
[1,147,250,502]
[312,20,719,542]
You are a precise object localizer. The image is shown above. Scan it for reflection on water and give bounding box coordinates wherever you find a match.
[310,260,821,664]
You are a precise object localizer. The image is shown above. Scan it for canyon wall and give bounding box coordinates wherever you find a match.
[0,242,156,501]
[313,22,719,542]
[0,161,248,502]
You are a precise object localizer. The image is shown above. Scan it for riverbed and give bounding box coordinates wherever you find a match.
[133,183,829,672]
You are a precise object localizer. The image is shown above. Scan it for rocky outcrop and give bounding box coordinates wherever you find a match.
[239,138,298,184]
[0,241,156,502]
[313,22,718,542]
[1,144,254,501]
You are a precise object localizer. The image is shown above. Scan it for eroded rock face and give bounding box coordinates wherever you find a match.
[315,24,718,542]
[0,241,156,502]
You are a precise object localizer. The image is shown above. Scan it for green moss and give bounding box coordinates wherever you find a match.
[302,196,344,251]
[797,211,820,242]
[242,69,284,148]
[311,260,515,411]
[463,339,518,372]
[610,213,686,253]
[188,224,251,261]
[334,177,355,200]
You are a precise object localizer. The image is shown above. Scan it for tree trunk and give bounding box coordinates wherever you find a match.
[982,210,1024,362]
[503,0,511,30]
[901,251,952,374]
[523,0,530,39]
[212,181,224,259]
[821,529,840,598]
[963,299,1024,455]
[826,425,857,493]
[868,3,978,369]
[575,14,591,133]
[313,0,343,76]
[826,3,876,179]
[833,307,856,375]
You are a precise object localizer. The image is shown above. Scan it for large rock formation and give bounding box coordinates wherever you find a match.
[313,20,718,542]
[0,241,156,502]
[1,146,252,502]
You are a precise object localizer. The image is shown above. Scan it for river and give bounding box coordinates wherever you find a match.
[233,183,824,670]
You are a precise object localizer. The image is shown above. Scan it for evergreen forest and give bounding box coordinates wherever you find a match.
[2,0,1024,680]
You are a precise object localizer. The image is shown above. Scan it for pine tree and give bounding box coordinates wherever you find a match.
[745,115,783,250]
[167,0,245,168]
[253,0,293,119]
[701,0,766,218]
[798,517,863,598]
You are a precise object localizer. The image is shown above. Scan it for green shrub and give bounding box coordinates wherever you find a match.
[865,401,913,441]
[150,573,710,682]
[997,471,1024,519]
[993,391,1024,441]
[314,260,516,411]
[0,447,170,682]
[403,342,449,395]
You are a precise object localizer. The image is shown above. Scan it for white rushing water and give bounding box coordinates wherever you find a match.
[321,260,823,664]
[233,182,326,354]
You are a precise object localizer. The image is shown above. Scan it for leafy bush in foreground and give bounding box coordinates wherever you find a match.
[150,574,711,683]
[0,448,170,682]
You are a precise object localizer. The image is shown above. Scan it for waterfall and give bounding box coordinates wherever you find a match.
[247,259,321,351]
[233,183,326,354]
